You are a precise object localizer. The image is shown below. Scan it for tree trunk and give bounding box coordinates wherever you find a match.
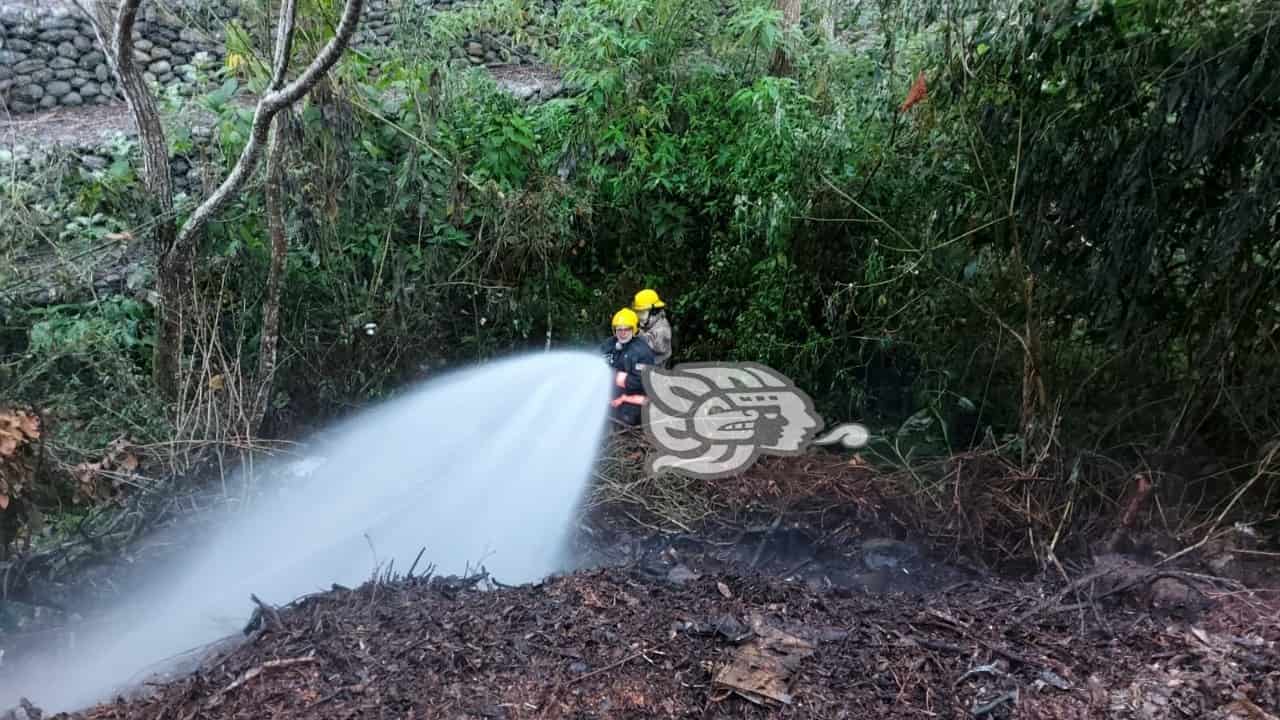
[769,0,803,76]
[251,114,291,435]
[90,0,181,399]
[86,0,365,407]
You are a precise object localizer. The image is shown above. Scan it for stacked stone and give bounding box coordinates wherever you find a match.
[355,0,396,46]
[0,1,231,114]
[3,123,216,199]
[0,0,579,117]
[450,31,543,67]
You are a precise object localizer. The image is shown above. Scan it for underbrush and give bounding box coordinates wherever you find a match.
[2,0,1278,584]
[588,428,1280,576]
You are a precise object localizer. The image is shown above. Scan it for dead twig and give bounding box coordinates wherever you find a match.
[209,655,319,704]
[567,637,677,687]
[1157,445,1277,567]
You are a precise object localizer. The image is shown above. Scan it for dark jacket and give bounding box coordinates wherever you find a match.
[600,336,656,396]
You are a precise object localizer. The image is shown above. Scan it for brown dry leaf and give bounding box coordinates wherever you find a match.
[16,411,40,440]
[713,613,816,705]
[1221,698,1280,720]
[119,452,140,472]
[900,70,928,112]
[717,582,733,599]
[209,374,225,391]
[579,586,609,609]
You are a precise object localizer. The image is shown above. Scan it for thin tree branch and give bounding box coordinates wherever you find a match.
[173,0,365,253]
[271,0,301,89]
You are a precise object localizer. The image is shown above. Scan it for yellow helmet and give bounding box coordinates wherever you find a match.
[632,288,665,311]
[612,307,638,330]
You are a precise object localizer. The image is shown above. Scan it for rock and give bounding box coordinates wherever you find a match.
[466,41,484,57]
[39,94,55,109]
[6,39,33,54]
[14,59,43,75]
[151,46,172,60]
[1150,577,1207,616]
[31,68,53,83]
[56,41,77,58]
[73,34,93,52]
[70,76,87,88]
[46,80,72,97]
[79,51,106,69]
[54,68,77,80]
[50,57,77,70]
[861,538,920,570]
[95,64,110,82]
[133,50,152,64]
[16,83,42,102]
[60,92,83,107]
[80,82,99,97]
[149,60,172,76]
[666,564,700,585]
[135,38,154,51]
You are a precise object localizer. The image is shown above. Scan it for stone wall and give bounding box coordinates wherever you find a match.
[0,0,237,114]
[0,0,560,116]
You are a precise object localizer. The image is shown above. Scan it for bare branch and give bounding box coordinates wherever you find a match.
[271,0,301,89]
[172,0,365,253]
[265,0,365,111]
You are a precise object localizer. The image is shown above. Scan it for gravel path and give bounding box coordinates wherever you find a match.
[1,101,140,149]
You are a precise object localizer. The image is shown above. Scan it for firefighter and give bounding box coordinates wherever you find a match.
[631,288,672,369]
[599,307,655,426]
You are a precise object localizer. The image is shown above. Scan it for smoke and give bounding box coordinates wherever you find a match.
[0,350,611,713]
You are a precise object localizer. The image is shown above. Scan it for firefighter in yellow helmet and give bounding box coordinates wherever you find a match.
[599,307,656,426]
[632,288,672,368]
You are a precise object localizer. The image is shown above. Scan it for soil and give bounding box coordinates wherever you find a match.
[1,448,1276,720]
[0,102,143,151]
[28,560,1280,720]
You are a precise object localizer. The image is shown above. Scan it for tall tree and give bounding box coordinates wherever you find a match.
[768,0,802,75]
[82,0,365,402]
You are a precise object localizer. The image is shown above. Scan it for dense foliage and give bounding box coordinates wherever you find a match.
[2,0,1277,559]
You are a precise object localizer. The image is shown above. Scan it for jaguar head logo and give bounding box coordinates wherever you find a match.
[641,362,857,479]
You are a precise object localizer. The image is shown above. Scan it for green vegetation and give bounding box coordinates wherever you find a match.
[1,0,1277,568]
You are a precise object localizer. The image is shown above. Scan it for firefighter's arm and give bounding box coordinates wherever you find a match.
[646,326,671,356]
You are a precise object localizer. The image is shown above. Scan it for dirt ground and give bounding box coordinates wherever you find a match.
[2,443,1277,720]
[26,558,1279,720]
[0,342,1269,707]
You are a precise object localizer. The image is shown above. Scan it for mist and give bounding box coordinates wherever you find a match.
[0,350,612,714]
